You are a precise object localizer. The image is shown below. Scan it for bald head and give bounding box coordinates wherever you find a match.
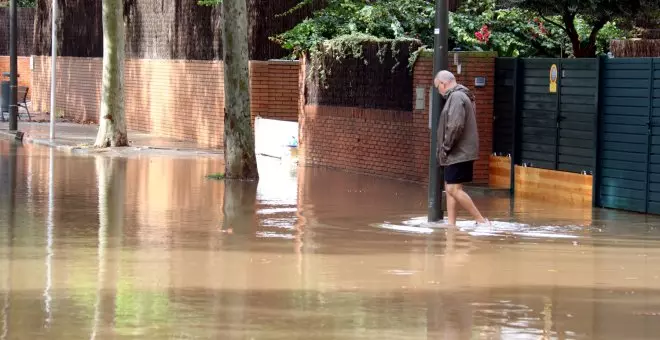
[435,70,455,83]
[434,70,457,95]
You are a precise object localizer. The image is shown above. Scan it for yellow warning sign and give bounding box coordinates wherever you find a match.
[549,64,558,93]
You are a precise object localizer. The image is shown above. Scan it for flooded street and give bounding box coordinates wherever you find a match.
[3,139,660,339]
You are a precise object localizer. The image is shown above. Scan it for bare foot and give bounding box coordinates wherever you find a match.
[476,218,491,226]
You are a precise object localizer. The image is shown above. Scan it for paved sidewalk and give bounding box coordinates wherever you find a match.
[0,122,223,158]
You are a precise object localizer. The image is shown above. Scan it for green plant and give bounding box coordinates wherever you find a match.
[197,0,221,5]
[306,34,420,88]
[206,172,226,180]
[273,0,632,58]
[0,0,37,7]
[497,0,651,57]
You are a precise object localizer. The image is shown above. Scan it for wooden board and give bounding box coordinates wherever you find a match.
[489,155,511,189]
[515,165,592,206]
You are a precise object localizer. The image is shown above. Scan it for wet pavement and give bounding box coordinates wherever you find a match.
[2,139,660,339]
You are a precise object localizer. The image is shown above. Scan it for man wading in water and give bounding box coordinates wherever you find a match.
[434,70,490,227]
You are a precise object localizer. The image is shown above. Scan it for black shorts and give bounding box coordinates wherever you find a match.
[444,161,474,184]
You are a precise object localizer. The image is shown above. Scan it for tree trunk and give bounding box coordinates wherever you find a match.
[222,0,259,180]
[563,13,601,58]
[95,0,128,147]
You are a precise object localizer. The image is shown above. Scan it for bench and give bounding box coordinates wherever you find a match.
[0,86,31,122]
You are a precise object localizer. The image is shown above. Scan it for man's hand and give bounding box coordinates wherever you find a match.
[439,147,448,164]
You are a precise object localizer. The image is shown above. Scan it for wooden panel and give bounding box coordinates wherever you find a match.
[603,70,650,79]
[519,59,558,171]
[598,58,652,213]
[489,155,511,189]
[514,165,592,206]
[603,79,651,88]
[647,63,660,212]
[561,87,596,96]
[603,96,649,107]
[561,95,595,105]
[558,61,597,174]
[599,195,646,213]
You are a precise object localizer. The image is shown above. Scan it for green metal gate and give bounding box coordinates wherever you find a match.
[518,58,598,174]
[598,58,660,213]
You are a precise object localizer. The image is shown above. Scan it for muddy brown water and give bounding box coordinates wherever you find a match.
[2,139,660,339]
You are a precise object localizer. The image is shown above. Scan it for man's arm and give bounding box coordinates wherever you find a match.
[441,94,467,156]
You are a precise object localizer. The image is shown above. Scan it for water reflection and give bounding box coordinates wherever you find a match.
[91,156,124,339]
[222,180,258,236]
[2,139,660,338]
[43,148,54,327]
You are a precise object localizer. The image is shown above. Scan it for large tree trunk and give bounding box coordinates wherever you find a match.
[95,0,128,147]
[563,13,604,58]
[222,0,259,180]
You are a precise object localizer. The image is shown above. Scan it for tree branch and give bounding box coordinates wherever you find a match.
[539,15,566,31]
[510,30,556,57]
[588,17,609,45]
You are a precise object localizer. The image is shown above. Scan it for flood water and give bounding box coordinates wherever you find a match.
[2,139,660,339]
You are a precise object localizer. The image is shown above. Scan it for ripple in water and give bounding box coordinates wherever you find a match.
[375,217,584,239]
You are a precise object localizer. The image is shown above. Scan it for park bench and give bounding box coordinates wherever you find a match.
[0,86,31,122]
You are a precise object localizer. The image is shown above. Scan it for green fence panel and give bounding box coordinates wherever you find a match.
[598,58,654,213]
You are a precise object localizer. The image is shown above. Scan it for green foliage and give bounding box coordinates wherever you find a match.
[197,0,221,5]
[497,0,649,56]
[206,172,226,180]
[0,0,36,7]
[498,0,650,24]
[272,0,433,58]
[273,0,631,58]
[307,34,420,87]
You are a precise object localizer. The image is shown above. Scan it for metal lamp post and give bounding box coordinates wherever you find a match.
[50,0,58,139]
[8,0,18,131]
[427,0,449,222]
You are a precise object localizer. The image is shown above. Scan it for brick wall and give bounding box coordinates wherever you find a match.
[0,56,32,97]
[250,60,300,122]
[298,52,496,184]
[31,56,301,147]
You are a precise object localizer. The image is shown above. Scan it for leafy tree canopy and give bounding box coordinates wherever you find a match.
[272,0,628,58]
[0,0,37,7]
[497,0,659,56]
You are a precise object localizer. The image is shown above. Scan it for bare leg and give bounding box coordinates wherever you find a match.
[446,183,487,224]
[445,181,458,226]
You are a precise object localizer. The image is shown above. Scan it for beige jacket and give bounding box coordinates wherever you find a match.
[437,84,480,166]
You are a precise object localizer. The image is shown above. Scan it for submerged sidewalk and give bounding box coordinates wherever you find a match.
[0,122,223,158]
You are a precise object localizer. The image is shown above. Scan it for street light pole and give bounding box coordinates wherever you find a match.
[50,0,58,139]
[427,0,449,222]
[9,0,18,131]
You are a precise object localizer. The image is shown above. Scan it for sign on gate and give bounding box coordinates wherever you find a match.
[549,64,558,93]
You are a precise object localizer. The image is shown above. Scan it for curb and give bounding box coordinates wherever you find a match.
[0,129,224,158]
[1,129,81,154]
